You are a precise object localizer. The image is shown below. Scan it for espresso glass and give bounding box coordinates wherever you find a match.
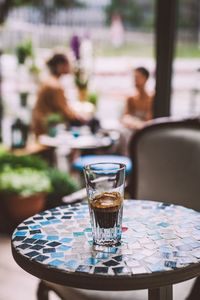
[84,163,125,246]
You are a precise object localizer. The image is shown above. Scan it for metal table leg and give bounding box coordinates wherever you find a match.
[148,285,172,300]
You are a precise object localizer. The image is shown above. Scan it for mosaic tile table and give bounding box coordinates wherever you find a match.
[12,200,200,300]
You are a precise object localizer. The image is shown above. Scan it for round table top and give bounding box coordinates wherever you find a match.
[39,130,114,151]
[12,200,200,291]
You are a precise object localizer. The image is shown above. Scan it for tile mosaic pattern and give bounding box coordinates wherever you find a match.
[12,200,200,277]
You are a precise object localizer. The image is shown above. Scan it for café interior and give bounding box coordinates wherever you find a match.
[0,1,200,300]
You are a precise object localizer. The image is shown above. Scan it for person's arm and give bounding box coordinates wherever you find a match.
[31,110,46,137]
[124,96,135,115]
[144,95,154,121]
[122,97,144,129]
[52,88,79,121]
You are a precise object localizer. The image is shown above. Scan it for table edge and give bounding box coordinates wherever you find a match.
[11,243,200,291]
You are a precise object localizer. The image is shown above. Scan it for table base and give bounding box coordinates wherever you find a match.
[148,285,172,300]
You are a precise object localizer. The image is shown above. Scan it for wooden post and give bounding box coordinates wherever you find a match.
[0,49,3,142]
[154,0,178,118]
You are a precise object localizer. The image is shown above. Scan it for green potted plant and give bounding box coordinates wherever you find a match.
[16,40,33,65]
[87,92,98,107]
[0,166,52,223]
[0,153,80,227]
[19,91,29,107]
[29,61,41,83]
[45,113,65,137]
[74,67,89,101]
[46,168,80,209]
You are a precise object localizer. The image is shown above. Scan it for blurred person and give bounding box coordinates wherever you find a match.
[118,67,154,155]
[122,66,154,129]
[110,14,125,48]
[32,53,85,137]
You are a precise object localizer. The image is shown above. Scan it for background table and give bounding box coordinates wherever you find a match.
[39,130,115,151]
[12,200,200,300]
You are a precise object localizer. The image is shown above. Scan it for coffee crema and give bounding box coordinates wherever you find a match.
[89,191,123,228]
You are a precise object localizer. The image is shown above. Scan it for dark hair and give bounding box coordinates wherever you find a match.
[46,53,69,75]
[135,67,150,79]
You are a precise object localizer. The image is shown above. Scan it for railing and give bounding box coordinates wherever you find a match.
[8,7,106,27]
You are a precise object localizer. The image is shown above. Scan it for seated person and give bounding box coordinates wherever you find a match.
[32,53,85,137]
[122,66,154,130]
[117,67,154,155]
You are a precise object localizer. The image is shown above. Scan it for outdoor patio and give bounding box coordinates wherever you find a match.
[0,1,200,300]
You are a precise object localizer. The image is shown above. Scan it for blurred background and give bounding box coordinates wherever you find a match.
[0,0,199,141]
[0,0,199,299]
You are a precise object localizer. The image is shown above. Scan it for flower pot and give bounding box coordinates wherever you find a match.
[19,92,29,107]
[3,193,46,224]
[78,88,88,102]
[48,124,58,137]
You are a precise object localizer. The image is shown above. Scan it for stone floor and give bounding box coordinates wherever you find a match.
[0,235,59,300]
[0,234,196,300]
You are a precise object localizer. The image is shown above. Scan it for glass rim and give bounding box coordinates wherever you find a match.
[84,162,126,172]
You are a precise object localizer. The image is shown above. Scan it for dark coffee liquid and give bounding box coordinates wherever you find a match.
[90,192,123,229]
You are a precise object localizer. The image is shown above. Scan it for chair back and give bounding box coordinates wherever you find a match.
[129,117,200,211]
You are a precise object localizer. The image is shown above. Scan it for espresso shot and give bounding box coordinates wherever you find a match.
[90,192,123,229]
[84,163,125,246]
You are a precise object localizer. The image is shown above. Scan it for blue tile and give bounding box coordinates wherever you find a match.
[73,232,85,237]
[164,261,177,269]
[47,241,61,247]
[51,219,62,224]
[95,252,109,260]
[35,255,49,262]
[49,259,64,267]
[30,244,44,250]
[13,236,26,242]
[24,220,34,225]
[94,267,108,274]
[25,251,39,258]
[17,244,31,250]
[32,234,45,240]
[34,239,48,245]
[15,231,27,236]
[64,260,79,269]
[47,216,56,220]
[17,226,29,231]
[40,221,51,226]
[30,225,41,230]
[43,248,56,253]
[85,257,99,266]
[39,211,48,215]
[30,230,41,235]
[76,265,92,273]
[157,222,170,228]
[58,245,71,251]
[23,238,37,243]
[47,236,59,241]
[113,255,124,262]
[60,238,73,243]
[84,228,92,232]
[103,260,119,267]
[51,252,65,258]
[33,216,43,220]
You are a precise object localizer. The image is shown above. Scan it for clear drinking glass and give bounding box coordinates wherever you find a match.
[84,163,126,246]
